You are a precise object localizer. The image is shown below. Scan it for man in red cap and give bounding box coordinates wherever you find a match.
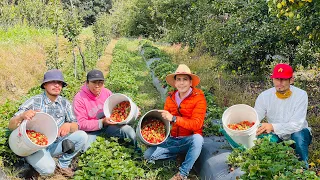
[255,63,312,168]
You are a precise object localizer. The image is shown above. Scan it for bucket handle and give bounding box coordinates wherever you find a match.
[18,123,23,137]
[18,120,28,137]
[218,120,246,151]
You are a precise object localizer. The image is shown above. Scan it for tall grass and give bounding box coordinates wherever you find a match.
[0,25,52,44]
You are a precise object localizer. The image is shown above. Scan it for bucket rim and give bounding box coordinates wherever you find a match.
[24,112,58,148]
[222,104,259,133]
[103,93,136,124]
[108,93,132,101]
[138,109,170,146]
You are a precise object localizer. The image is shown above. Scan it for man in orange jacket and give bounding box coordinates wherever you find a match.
[144,64,207,180]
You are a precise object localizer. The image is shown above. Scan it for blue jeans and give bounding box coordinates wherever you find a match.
[144,134,204,177]
[82,124,136,152]
[25,130,88,176]
[291,128,312,168]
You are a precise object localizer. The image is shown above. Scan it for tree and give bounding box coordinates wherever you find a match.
[61,0,112,26]
[62,1,83,78]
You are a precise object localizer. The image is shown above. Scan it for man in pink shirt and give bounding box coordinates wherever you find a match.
[73,69,136,151]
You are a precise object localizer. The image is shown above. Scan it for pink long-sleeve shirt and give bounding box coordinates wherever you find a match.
[73,84,112,131]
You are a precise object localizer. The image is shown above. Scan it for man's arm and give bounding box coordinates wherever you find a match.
[70,122,78,132]
[58,122,79,137]
[8,99,36,130]
[58,99,80,137]
[254,93,267,121]
[8,114,25,130]
[73,96,101,131]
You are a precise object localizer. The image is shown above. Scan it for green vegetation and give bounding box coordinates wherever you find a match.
[61,0,112,26]
[75,137,145,179]
[0,0,319,178]
[105,38,161,112]
[228,137,319,179]
[0,25,52,44]
[104,0,319,75]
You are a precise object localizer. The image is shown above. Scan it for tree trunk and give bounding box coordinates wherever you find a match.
[55,32,59,69]
[72,48,77,79]
[54,0,59,69]
[78,45,86,73]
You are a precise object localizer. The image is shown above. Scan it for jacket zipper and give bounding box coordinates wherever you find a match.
[170,89,197,137]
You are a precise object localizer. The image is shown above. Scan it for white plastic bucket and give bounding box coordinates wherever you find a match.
[103,93,139,125]
[136,110,170,146]
[9,112,58,157]
[222,104,259,149]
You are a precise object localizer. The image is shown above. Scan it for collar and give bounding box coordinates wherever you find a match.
[175,87,192,99]
[42,92,62,105]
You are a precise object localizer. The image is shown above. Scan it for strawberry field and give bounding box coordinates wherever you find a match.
[0,0,319,179]
[0,37,319,179]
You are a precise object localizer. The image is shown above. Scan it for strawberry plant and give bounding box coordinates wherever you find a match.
[0,100,22,167]
[141,43,177,91]
[75,137,145,179]
[143,46,163,59]
[228,137,319,179]
[105,39,161,113]
[203,89,225,136]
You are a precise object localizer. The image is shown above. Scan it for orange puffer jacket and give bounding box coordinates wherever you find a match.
[164,87,207,137]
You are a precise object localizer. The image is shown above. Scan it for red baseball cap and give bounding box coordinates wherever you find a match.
[270,63,293,79]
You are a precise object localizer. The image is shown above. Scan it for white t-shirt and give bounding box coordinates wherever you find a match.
[254,85,310,140]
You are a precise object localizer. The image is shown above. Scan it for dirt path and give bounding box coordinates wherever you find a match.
[96,39,118,76]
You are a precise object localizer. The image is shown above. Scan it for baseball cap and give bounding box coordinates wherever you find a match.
[87,69,104,81]
[270,63,293,79]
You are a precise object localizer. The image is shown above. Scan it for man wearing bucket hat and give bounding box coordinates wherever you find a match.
[8,69,88,178]
[73,69,137,151]
[254,63,312,168]
[144,64,207,180]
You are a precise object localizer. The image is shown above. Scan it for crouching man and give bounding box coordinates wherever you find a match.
[8,69,88,178]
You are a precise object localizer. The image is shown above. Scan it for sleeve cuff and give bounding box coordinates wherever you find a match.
[172,116,177,123]
[98,119,103,129]
[272,123,280,135]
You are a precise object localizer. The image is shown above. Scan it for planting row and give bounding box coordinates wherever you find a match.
[74,38,177,179]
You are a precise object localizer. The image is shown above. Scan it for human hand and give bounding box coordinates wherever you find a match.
[157,110,174,122]
[20,110,39,121]
[137,107,141,117]
[58,123,71,137]
[256,123,274,136]
[103,117,118,126]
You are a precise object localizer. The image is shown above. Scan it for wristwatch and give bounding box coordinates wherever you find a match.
[172,116,177,123]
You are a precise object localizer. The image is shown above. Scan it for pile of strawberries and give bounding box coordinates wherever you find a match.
[26,129,48,146]
[228,120,255,130]
[110,101,131,122]
[141,119,166,144]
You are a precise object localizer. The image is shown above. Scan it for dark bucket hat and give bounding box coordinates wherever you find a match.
[40,69,67,89]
